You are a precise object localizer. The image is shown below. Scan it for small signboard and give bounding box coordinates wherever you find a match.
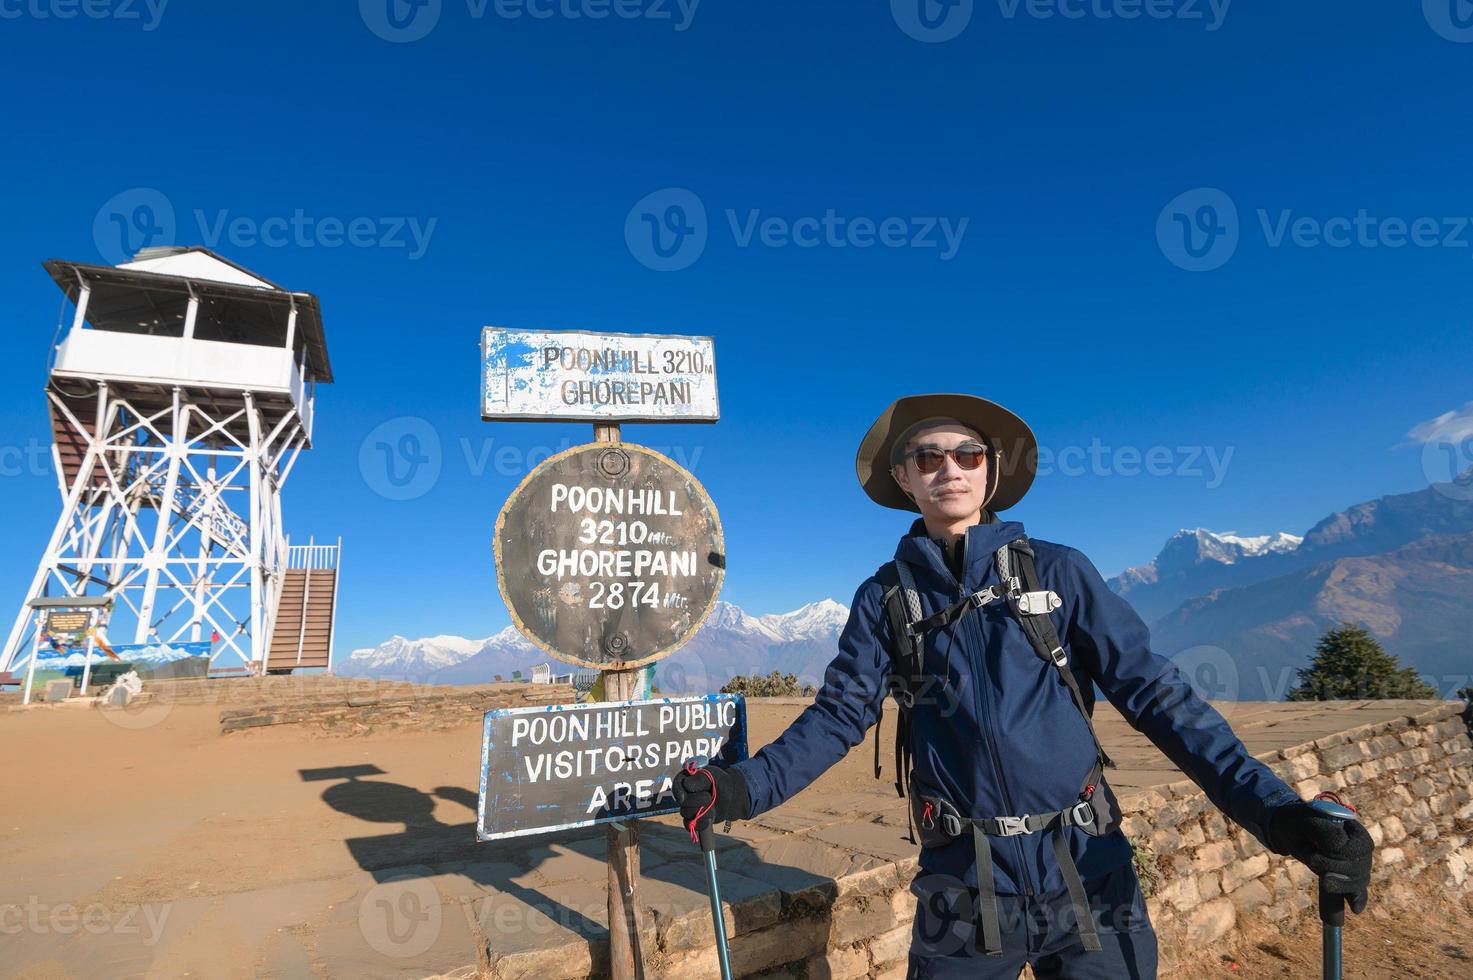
[482,328,719,423]
[44,609,92,640]
[477,693,747,841]
[494,442,724,669]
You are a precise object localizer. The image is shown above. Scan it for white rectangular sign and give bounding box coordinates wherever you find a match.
[482,327,719,423]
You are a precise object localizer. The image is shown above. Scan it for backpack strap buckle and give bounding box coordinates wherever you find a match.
[1068,800,1096,828]
[993,814,1031,837]
[1015,590,1062,616]
[968,585,1004,609]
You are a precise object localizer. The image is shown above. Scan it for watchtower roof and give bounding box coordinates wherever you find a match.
[44,247,333,383]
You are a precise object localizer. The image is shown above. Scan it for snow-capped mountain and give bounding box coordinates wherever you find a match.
[704,600,781,639]
[1115,528,1302,588]
[699,598,849,642]
[755,599,848,640]
[341,600,852,687]
[338,626,537,681]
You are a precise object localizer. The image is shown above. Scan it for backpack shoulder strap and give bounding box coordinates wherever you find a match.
[1002,538,1115,770]
[875,560,926,809]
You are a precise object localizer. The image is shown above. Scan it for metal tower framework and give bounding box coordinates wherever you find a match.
[0,381,307,675]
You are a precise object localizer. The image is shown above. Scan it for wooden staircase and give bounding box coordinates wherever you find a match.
[49,388,107,490]
[265,540,341,672]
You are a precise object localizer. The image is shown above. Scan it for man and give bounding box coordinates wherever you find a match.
[676,394,1374,978]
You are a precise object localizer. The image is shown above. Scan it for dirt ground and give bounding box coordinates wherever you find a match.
[1,697,1469,978]
[1172,878,1472,979]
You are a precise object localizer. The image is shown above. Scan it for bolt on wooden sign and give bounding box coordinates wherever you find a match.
[477,694,747,840]
[495,442,724,669]
[481,327,719,423]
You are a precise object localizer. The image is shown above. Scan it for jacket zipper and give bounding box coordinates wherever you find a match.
[939,532,1036,898]
[964,591,1036,898]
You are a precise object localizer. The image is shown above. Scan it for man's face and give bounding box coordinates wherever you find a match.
[891,422,990,524]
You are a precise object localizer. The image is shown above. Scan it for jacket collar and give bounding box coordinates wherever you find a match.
[895,515,1025,589]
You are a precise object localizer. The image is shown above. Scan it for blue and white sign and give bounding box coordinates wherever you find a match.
[476,693,746,841]
[481,328,719,423]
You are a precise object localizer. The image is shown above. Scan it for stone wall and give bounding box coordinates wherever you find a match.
[1133,699,1473,975]
[514,700,1472,980]
[216,678,577,734]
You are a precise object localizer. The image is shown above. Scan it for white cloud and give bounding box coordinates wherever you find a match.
[1404,401,1473,446]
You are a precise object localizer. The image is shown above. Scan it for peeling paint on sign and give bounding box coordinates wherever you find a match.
[482,327,719,422]
[476,693,748,841]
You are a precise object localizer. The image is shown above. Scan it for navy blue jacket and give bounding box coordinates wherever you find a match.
[732,516,1300,897]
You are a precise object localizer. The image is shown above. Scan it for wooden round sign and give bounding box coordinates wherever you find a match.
[494,442,725,670]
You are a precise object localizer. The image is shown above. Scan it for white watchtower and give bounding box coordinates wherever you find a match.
[1,247,341,680]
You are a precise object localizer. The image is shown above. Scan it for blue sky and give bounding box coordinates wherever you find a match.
[0,1,1469,653]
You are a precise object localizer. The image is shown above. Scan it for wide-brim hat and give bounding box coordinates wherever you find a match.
[855,393,1038,513]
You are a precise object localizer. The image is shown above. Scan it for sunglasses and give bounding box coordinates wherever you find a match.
[904,444,989,475]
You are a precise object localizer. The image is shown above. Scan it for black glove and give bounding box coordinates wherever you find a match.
[1266,801,1374,914]
[672,761,751,844]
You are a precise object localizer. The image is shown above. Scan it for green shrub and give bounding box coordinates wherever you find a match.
[720,670,816,698]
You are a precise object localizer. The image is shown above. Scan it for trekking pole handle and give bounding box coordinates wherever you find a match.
[1307,797,1357,928]
[686,756,717,853]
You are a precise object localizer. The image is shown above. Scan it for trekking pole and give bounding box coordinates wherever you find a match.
[1307,796,1359,980]
[684,757,733,980]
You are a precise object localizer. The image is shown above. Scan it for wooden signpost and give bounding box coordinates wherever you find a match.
[482,326,722,979]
